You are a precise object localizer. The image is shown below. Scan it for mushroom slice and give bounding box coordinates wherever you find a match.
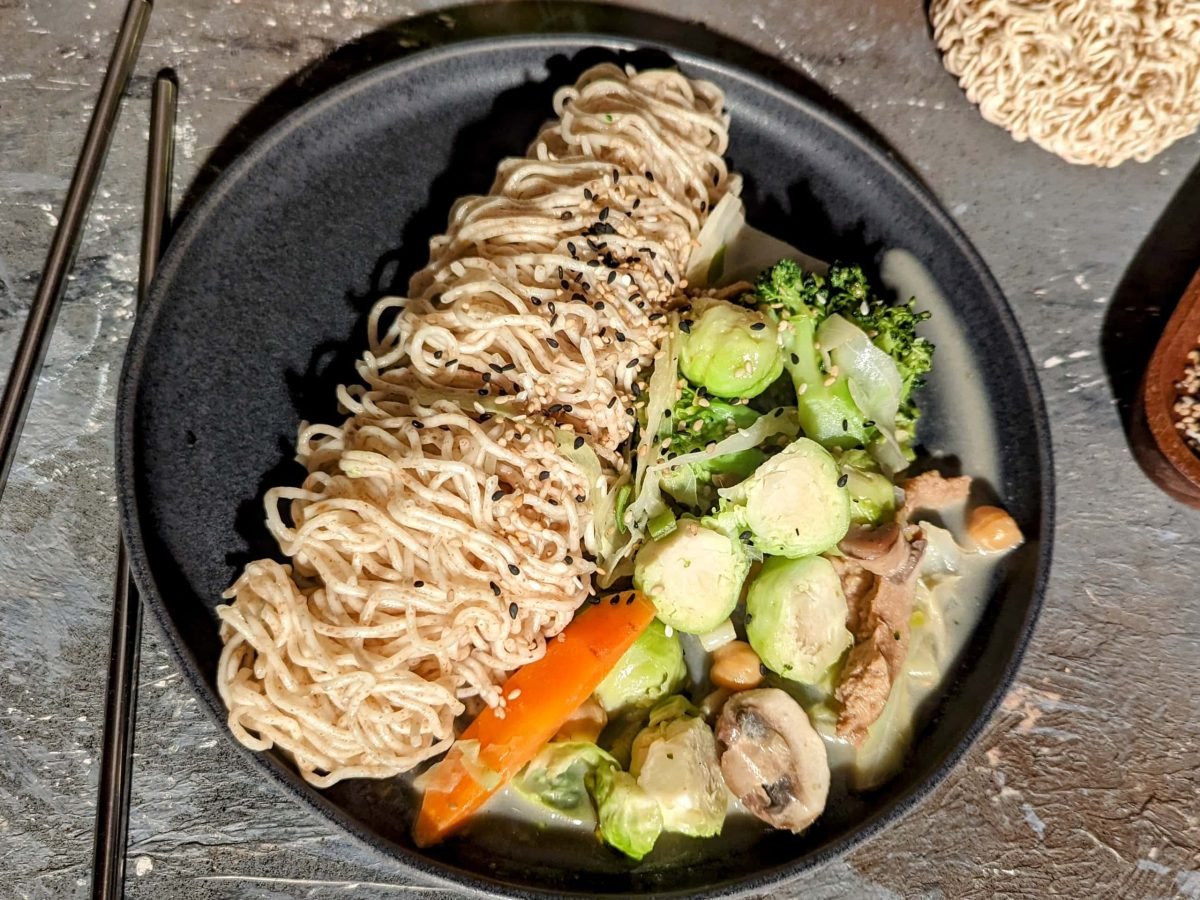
[714,688,829,833]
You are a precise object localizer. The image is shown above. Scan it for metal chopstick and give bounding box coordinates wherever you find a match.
[90,69,177,900]
[0,0,153,499]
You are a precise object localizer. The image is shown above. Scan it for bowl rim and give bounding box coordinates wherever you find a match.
[117,31,1056,899]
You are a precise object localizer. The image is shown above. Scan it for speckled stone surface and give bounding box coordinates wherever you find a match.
[1,2,1198,899]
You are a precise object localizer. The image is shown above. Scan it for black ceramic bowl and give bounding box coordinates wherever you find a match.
[117,32,1053,898]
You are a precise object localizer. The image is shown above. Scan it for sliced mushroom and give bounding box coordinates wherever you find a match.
[715,688,829,833]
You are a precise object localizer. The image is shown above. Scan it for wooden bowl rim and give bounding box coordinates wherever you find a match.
[1143,268,1200,493]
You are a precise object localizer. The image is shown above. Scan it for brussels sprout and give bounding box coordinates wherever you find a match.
[837,448,897,526]
[633,519,752,634]
[714,438,850,557]
[678,298,783,399]
[745,555,852,683]
[513,742,617,821]
[630,698,728,837]
[594,619,688,714]
[590,760,664,860]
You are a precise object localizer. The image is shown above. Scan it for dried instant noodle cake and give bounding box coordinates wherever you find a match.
[930,0,1200,167]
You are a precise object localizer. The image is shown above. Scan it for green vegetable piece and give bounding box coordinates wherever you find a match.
[647,508,677,541]
[593,619,687,714]
[513,742,618,821]
[745,556,853,683]
[629,697,728,837]
[838,448,896,525]
[660,447,766,512]
[715,438,850,558]
[754,259,933,458]
[614,483,633,535]
[633,519,751,634]
[678,298,783,399]
[590,760,664,860]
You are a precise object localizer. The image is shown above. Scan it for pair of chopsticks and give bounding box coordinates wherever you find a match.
[0,0,175,896]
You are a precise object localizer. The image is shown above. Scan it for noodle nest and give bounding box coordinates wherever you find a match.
[929,0,1200,167]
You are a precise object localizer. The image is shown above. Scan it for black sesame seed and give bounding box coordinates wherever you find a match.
[490,581,502,596]
[632,197,641,209]
[492,490,504,501]
[539,470,550,481]
[509,602,519,618]
[433,350,443,359]
[560,210,571,220]
[790,352,800,364]
[477,388,489,396]
[547,338,559,349]
[626,594,635,605]
[631,382,642,399]
[712,171,720,186]
[739,530,753,542]
[572,292,586,303]
[502,363,516,372]
[648,312,664,321]
[607,396,617,408]
[599,207,610,222]
[863,420,876,427]
[565,556,573,564]
[616,331,626,342]
[751,322,766,331]
[645,170,655,181]
[413,420,425,429]
[489,363,504,373]
[567,241,577,257]
[837,474,849,488]
[574,436,585,449]
[663,408,672,418]
[446,359,458,367]
[548,301,556,314]
[759,663,769,676]
[594,301,606,311]
[563,404,573,412]
[478,413,493,423]
[575,494,586,503]
[584,187,594,200]
[588,595,601,605]
[842,418,849,432]
[560,279,569,290]
[415,580,424,588]
[612,168,620,182]
[587,259,600,268]
[532,297,542,306]
[610,596,620,605]
[700,200,707,213]
[607,270,617,284]
[483,373,492,383]
[679,319,692,333]
[626,358,639,369]
[664,271,674,284]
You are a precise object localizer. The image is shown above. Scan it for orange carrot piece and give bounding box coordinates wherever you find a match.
[413,592,656,847]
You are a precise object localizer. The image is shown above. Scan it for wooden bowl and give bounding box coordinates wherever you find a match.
[1136,268,1200,507]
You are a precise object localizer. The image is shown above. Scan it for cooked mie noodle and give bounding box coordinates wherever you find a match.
[216,64,734,787]
[930,0,1200,167]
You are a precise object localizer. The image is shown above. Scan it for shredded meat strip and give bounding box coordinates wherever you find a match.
[832,471,972,745]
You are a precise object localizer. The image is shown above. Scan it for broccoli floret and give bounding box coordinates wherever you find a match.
[666,384,759,453]
[752,260,934,456]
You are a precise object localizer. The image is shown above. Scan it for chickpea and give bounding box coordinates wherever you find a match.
[967,504,1024,552]
[710,640,765,692]
[553,695,607,743]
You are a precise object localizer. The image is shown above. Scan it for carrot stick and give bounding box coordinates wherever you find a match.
[413,592,656,847]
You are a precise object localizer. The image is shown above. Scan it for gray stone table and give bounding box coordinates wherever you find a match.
[2,0,1198,897]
